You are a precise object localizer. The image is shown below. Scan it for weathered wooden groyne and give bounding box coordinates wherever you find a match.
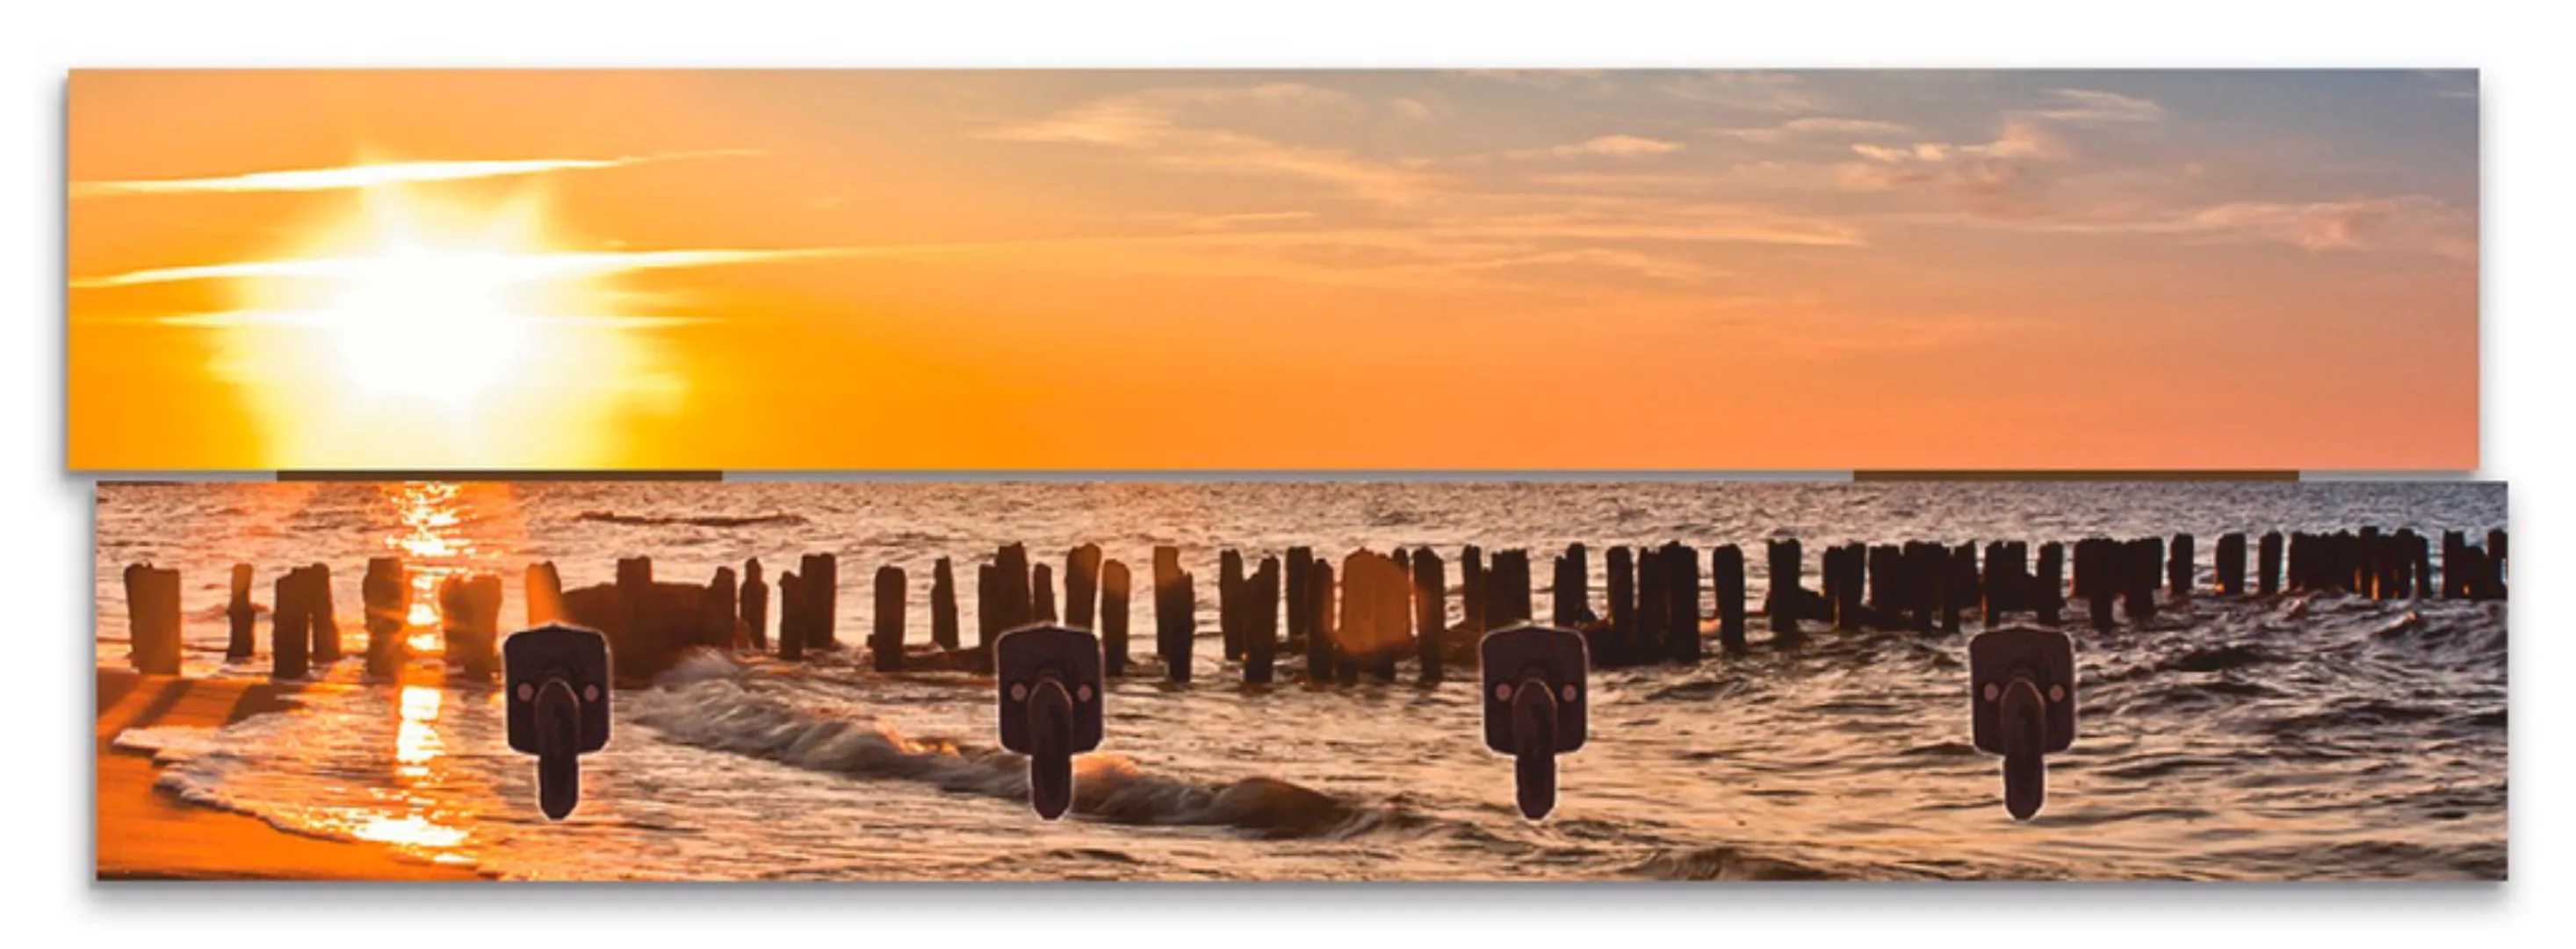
[120,525,2508,685]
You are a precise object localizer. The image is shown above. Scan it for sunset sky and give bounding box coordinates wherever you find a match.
[68,69,2479,470]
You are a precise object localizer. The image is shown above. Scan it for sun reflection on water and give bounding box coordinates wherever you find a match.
[393,685,444,777]
[341,481,524,866]
[336,684,473,858]
[383,482,479,652]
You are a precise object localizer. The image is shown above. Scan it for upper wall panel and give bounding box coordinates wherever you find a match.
[66,69,2479,471]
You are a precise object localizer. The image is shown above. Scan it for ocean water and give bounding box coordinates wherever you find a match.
[97,480,2507,880]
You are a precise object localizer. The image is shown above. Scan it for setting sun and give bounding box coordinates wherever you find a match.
[126,181,685,468]
[299,189,551,410]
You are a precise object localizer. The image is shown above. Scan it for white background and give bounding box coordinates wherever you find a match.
[0,0,2558,943]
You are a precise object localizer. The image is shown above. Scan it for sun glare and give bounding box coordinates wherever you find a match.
[207,184,682,467]
[316,207,544,409]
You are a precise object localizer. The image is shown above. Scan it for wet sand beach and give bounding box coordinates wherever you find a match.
[95,669,487,880]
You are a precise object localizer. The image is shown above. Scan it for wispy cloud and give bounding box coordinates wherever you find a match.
[70,150,759,199]
[69,245,835,289]
[1501,134,1685,162]
[1878,194,2475,261]
[1828,88,2168,219]
[68,194,1858,298]
[989,83,1439,203]
[1656,72,1824,113]
[1839,121,2064,216]
[1720,117,1914,143]
[2024,89,2166,123]
[2051,196,2475,259]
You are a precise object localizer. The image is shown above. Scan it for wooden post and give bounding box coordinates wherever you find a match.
[1975,541,2005,624]
[1765,540,1803,638]
[2168,533,2195,599]
[2490,528,2509,595]
[1552,543,1588,628]
[976,563,1001,653]
[2124,538,2160,622]
[1412,547,1446,684]
[778,571,805,662]
[1822,544,1858,631]
[2320,530,2342,594]
[364,558,407,677]
[2438,531,2464,598]
[1307,560,1336,683]
[1219,549,1246,662]
[1635,544,1668,667]
[1942,543,1974,634]
[740,558,769,651]
[2035,541,2064,625]
[2301,531,2322,593]
[1815,543,1839,629]
[704,567,739,650]
[996,544,1031,632]
[2411,532,2436,599]
[799,553,840,649]
[1032,561,1057,623]
[2393,532,2416,599]
[1605,546,1635,664]
[1334,551,1368,685]
[2359,530,2384,599]
[2075,539,2115,630]
[2485,529,2509,599]
[2385,532,2408,598]
[1662,542,1700,663]
[272,568,309,679]
[929,557,958,650]
[1100,559,1132,676]
[2463,541,2495,601]
[2257,531,2283,597]
[1976,542,2003,623]
[463,574,503,680]
[2469,544,2500,600]
[2380,531,2400,595]
[1153,547,1192,683]
[1340,551,1396,683]
[1708,545,1746,651]
[1906,542,1943,632]
[872,564,905,672]
[307,563,342,663]
[124,563,182,676]
[526,561,563,627]
[1861,545,1894,627]
[1245,555,1281,684]
[820,552,843,648]
[1066,544,1102,631]
[227,563,256,660]
[2215,533,2246,596]
[2004,541,2031,616]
